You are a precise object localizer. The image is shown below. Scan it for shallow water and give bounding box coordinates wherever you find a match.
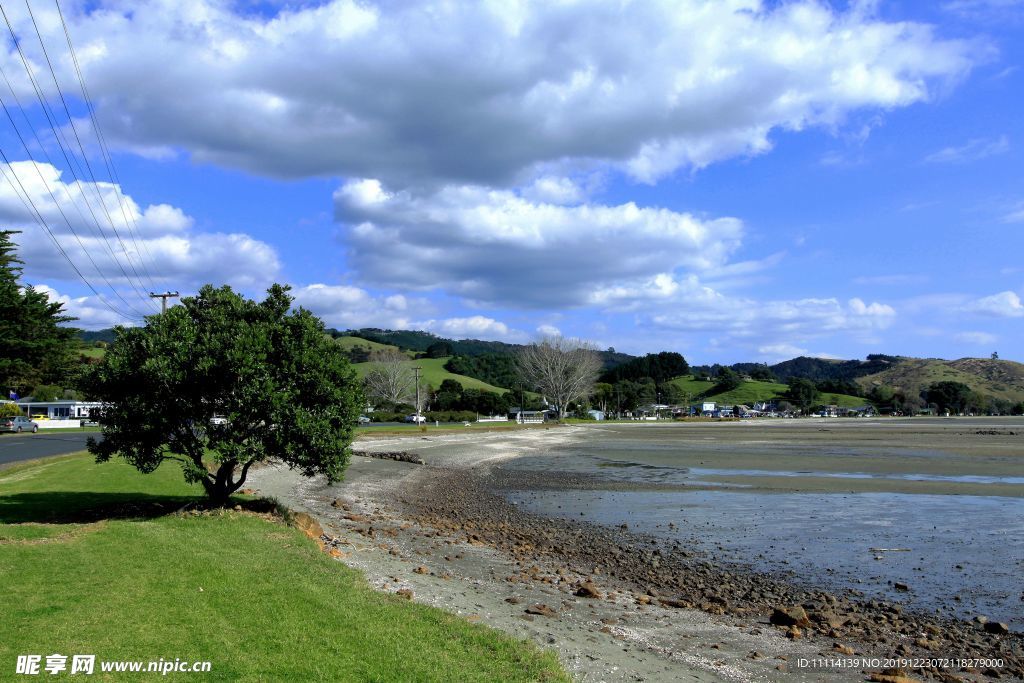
[502,421,1024,630]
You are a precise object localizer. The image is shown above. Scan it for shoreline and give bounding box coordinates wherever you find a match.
[249,426,1023,682]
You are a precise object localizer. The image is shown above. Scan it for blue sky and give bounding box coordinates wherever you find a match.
[0,0,1021,364]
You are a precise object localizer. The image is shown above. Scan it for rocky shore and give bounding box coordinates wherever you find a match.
[251,426,1024,682]
[402,464,1023,681]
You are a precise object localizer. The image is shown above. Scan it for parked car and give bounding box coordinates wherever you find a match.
[0,415,39,433]
[404,414,426,424]
[358,415,371,424]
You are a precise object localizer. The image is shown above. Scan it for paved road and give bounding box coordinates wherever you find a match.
[0,431,96,467]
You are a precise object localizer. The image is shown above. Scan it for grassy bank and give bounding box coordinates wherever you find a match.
[0,453,567,681]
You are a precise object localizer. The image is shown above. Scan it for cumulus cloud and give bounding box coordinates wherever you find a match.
[966,291,1024,317]
[290,283,418,330]
[652,295,895,335]
[5,1,981,188]
[924,135,1009,163]
[0,160,280,314]
[413,316,526,342]
[292,284,527,341]
[33,284,139,329]
[335,180,742,307]
[536,324,562,338]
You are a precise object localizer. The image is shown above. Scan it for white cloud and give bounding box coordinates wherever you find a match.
[33,284,139,330]
[848,298,896,317]
[335,180,743,308]
[536,324,562,338]
[954,331,998,345]
[292,285,526,343]
[924,135,1009,163]
[290,283,419,330]
[757,343,810,360]
[1002,204,1024,223]
[413,316,526,342]
[639,278,897,357]
[966,290,1024,317]
[8,1,982,188]
[0,160,280,313]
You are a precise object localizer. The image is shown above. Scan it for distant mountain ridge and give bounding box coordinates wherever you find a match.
[76,326,1023,403]
[331,327,636,369]
[768,354,904,383]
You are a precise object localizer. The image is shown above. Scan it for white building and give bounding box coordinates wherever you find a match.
[15,400,101,421]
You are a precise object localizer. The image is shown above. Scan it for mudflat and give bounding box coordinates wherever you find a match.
[250,419,1024,682]
[537,418,1024,497]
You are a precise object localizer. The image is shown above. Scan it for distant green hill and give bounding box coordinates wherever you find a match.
[858,357,1024,403]
[334,328,635,369]
[768,354,903,383]
[667,376,865,408]
[352,356,508,394]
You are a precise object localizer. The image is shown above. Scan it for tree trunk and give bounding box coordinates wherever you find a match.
[202,461,239,506]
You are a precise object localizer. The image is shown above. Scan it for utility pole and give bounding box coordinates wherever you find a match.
[149,291,179,314]
[413,366,422,421]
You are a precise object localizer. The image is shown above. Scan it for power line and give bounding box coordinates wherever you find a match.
[0,63,149,317]
[0,5,149,303]
[18,0,156,308]
[0,92,149,319]
[0,145,142,321]
[54,0,159,293]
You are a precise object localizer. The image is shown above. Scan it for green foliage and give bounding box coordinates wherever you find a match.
[712,367,742,393]
[815,378,863,398]
[0,401,22,417]
[431,380,510,415]
[423,340,453,358]
[445,353,519,389]
[30,384,62,402]
[600,351,689,384]
[0,230,78,396]
[925,381,973,414]
[770,354,901,383]
[85,284,364,504]
[786,377,820,414]
[748,364,775,382]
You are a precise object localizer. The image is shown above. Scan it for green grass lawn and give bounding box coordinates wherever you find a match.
[352,356,509,394]
[0,454,567,682]
[76,346,107,359]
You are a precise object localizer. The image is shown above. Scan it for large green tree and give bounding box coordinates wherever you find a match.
[925,381,972,415]
[0,230,78,395]
[86,284,364,505]
[786,377,820,415]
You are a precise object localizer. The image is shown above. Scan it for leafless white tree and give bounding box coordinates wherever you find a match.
[363,350,416,406]
[516,336,602,419]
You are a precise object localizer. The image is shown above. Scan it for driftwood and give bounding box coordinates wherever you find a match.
[869,547,911,552]
[352,450,424,465]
